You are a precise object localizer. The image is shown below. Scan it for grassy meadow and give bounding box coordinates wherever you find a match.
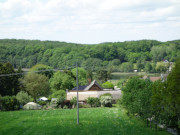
[0,107,169,135]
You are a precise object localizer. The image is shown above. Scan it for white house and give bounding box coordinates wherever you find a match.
[66,80,121,101]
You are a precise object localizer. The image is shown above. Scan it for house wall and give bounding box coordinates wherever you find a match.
[66,90,121,101]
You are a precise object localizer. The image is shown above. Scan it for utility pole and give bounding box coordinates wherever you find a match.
[76,62,79,124]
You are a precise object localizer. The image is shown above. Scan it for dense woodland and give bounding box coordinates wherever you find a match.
[0,39,180,71]
[0,39,180,132]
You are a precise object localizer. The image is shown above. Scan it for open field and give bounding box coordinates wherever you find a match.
[0,107,169,135]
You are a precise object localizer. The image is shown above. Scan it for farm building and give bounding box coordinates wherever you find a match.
[66,80,121,101]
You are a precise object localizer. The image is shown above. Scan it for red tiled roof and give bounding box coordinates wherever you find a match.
[149,77,161,82]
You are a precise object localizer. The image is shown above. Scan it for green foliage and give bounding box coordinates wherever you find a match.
[0,62,22,96]
[50,90,66,98]
[0,107,170,135]
[1,39,180,73]
[95,69,111,83]
[57,97,65,108]
[86,69,93,81]
[70,97,77,108]
[30,64,53,78]
[38,101,47,106]
[120,62,133,72]
[122,77,152,119]
[152,58,180,129]
[102,81,114,89]
[21,73,50,102]
[50,71,75,91]
[71,68,87,86]
[144,63,153,73]
[1,96,20,111]
[117,79,125,89]
[151,45,177,62]
[100,96,112,107]
[16,91,32,105]
[155,62,169,73]
[86,97,100,107]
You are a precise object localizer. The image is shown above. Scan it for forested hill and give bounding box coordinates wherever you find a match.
[0,39,180,71]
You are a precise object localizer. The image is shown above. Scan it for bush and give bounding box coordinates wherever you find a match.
[57,97,65,108]
[86,97,100,107]
[16,91,32,105]
[64,100,71,108]
[51,90,66,98]
[63,105,68,109]
[70,97,77,108]
[50,98,58,108]
[86,97,95,107]
[93,98,101,107]
[122,77,152,119]
[1,96,20,111]
[38,101,47,106]
[102,81,114,89]
[100,96,112,107]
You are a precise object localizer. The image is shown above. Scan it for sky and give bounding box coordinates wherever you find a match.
[0,0,180,44]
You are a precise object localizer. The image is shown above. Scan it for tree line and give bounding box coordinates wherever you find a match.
[120,58,180,133]
[0,39,180,72]
[0,62,112,110]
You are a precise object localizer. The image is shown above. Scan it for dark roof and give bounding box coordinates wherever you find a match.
[71,80,103,91]
[72,85,88,90]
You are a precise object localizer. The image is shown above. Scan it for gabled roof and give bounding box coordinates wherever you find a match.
[72,85,88,90]
[71,80,103,91]
[84,80,103,91]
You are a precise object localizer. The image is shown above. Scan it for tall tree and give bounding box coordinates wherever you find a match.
[50,71,75,91]
[122,77,152,120]
[22,73,49,102]
[0,62,21,96]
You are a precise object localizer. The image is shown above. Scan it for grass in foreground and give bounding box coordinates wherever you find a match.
[0,107,169,135]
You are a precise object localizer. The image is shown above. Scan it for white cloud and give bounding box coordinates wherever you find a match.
[0,0,180,43]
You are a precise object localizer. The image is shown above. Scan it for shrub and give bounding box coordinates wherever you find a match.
[86,97,95,107]
[122,77,152,120]
[86,97,100,107]
[93,98,101,107]
[16,91,32,105]
[100,96,112,107]
[64,100,71,108]
[1,96,20,111]
[51,90,66,98]
[38,101,47,106]
[63,105,68,109]
[50,98,58,108]
[102,81,114,89]
[57,97,65,108]
[70,97,77,108]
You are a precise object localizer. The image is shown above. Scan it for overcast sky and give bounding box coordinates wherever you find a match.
[0,0,180,44]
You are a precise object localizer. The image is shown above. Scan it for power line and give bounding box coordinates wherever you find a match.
[0,67,76,77]
[0,65,112,77]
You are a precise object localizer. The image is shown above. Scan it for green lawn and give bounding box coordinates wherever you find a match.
[0,107,169,135]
